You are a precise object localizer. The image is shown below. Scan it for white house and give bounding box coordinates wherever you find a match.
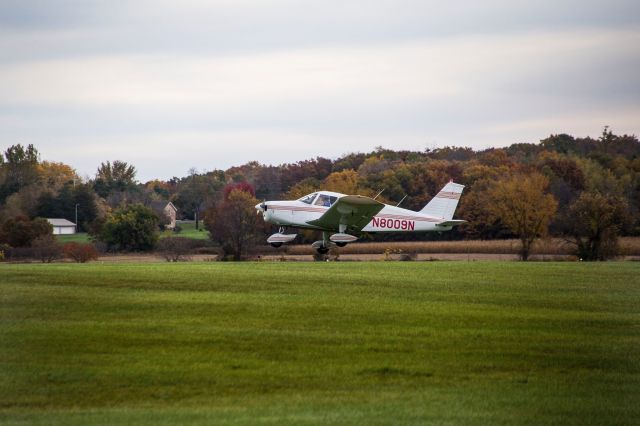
[47,218,77,235]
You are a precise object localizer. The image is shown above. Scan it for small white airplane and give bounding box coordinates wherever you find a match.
[256,181,466,254]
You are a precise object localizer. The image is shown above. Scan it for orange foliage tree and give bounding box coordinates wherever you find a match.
[486,172,558,260]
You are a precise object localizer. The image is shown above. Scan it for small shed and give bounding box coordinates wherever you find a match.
[47,218,77,235]
[150,201,178,229]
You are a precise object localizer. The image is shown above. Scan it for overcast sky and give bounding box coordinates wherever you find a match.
[1,1,639,181]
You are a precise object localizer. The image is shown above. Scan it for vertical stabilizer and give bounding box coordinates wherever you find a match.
[419,181,465,220]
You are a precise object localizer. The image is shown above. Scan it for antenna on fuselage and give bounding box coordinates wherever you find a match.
[395,195,407,207]
[373,189,385,200]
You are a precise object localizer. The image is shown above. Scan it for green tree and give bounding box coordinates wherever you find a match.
[0,144,40,203]
[99,204,159,251]
[486,172,558,261]
[35,183,99,232]
[93,160,137,198]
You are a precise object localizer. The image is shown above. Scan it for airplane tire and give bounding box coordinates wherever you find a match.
[270,242,283,248]
[335,242,347,247]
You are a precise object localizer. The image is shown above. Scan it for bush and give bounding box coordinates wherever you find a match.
[31,235,63,263]
[157,237,194,262]
[1,246,39,261]
[98,204,159,252]
[0,216,52,248]
[63,242,98,263]
[195,246,222,255]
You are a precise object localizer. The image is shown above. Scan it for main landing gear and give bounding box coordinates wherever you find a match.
[267,227,297,248]
[311,233,333,254]
[311,231,358,254]
[266,228,358,254]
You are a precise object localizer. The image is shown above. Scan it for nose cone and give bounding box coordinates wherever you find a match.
[255,202,268,219]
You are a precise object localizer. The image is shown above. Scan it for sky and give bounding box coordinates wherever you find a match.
[1,1,639,182]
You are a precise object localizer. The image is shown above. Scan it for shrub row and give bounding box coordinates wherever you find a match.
[0,240,98,263]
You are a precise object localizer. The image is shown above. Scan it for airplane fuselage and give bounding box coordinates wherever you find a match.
[263,198,452,233]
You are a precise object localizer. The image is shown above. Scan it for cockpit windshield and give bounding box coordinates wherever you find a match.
[314,194,338,207]
[299,193,318,204]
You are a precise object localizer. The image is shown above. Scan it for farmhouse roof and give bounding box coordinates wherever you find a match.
[47,218,76,227]
[150,200,177,211]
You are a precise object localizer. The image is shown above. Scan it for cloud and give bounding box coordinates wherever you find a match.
[3,28,637,107]
[0,1,638,180]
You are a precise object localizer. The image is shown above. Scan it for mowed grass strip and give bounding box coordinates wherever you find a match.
[1,262,639,425]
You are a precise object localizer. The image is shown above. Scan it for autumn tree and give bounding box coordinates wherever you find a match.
[285,178,320,200]
[485,172,557,260]
[323,169,360,194]
[205,188,263,261]
[145,179,173,199]
[173,169,224,230]
[563,192,628,260]
[36,161,80,189]
[0,216,52,248]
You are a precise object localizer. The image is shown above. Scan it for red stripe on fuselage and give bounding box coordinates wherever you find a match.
[268,205,326,213]
[377,213,440,222]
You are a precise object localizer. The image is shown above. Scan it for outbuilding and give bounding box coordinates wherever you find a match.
[47,218,77,235]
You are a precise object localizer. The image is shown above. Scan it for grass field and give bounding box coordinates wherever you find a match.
[167,221,209,240]
[54,222,209,245]
[285,237,640,256]
[1,262,639,425]
[55,232,91,244]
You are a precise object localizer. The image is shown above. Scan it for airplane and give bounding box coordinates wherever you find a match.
[255,181,466,254]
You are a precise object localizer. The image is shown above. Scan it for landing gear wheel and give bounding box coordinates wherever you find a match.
[335,242,347,247]
[270,242,283,248]
[316,247,329,255]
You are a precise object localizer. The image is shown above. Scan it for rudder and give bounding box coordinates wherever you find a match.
[419,181,464,220]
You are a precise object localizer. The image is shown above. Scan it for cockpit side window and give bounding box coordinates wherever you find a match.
[299,193,317,204]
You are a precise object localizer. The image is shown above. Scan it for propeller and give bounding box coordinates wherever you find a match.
[255,200,268,215]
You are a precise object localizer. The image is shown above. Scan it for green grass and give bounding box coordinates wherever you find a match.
[161,221,209,240]
[53,222,209,245]
[54,232,91,244]
[1,262,639,425]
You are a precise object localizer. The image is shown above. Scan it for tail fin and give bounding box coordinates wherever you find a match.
[420,181,465,220]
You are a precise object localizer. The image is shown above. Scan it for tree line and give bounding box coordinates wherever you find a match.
[1,127,638,260]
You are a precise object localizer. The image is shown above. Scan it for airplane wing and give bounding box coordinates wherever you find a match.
[306,195,385,233]
[436,220,466,227]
